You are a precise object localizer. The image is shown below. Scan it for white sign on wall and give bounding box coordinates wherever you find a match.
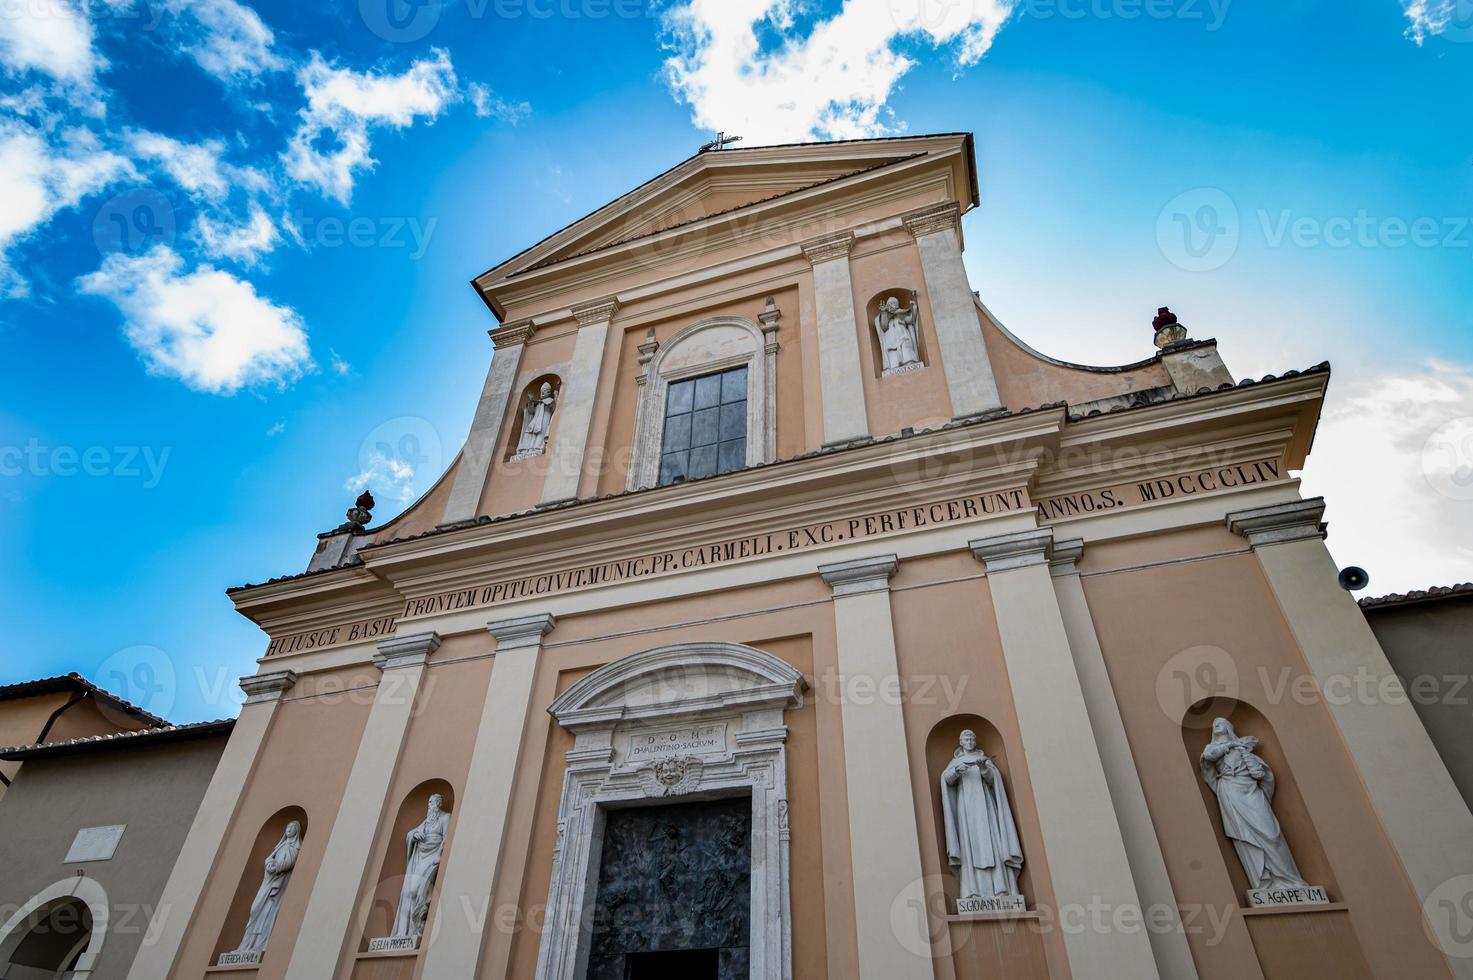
[65,825,126,863]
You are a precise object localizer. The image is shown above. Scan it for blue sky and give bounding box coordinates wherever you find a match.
[1,0,1470,722]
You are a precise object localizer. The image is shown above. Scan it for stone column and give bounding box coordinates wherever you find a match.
[419,614,555,977]
[1049,540,1199,980]
[124,671,298,980]
[541,298,618,506]
[904,204,1001,419]
[283,633,440,980]
[444,320,536,524]
[817,555,931,978]
[801,233,869,447]
[1228,499,1473,980]
[969,529,1160,980]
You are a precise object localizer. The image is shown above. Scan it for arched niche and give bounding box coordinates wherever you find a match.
[1180,699,1335,903]
[865,287,928,379]
[0,877,108,978]
[358,779,456,949]
[212,805,309,963]
[925,714,1034,907]
[628,317,776,490]
[507,374,562,464]
[535,642,805,980]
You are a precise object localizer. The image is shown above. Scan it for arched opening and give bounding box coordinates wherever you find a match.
[359,779,456,949]
[212,805,308,964]
[507,374,562,464]
[1181,699,1335,903]
[0,878,108,979]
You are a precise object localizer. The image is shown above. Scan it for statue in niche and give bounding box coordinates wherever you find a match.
[231,820,301,955]
[941,730,1025,899]
[515,382,557,457]
[389,794,450,941]
[873,294,922,373]
[1199,718,1310,892]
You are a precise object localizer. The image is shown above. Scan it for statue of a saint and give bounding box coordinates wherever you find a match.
[873,295,921,372]
[941,730,1024,899]
[1199,718,1309,892]
[232,820,301,954]
[516,382,557,457]
[389,794,450,941]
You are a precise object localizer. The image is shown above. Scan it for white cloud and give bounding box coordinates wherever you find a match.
[345,449,416,505]
[1300,361,1473,594]
[661,0,1015,144]
[162,0,286,83]
[78,245,312,394]
[0,0,103,92]
[127,131,233,199]
[0,121,134,295]
[266,420,286,436]
[1401,0,1459,43]
[467,82,530,123]
[329,348,351,375]
[283,49,458,204]
[195,201,280,264]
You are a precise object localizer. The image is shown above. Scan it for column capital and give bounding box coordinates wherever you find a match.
[488,613,557,650]
[239,669,298,704]
[1227,498,1326,548]
[969,528,1055,573]
[490,318,536,349]
[374,631,442,671]
[800,231,855,265]
[1048,537,1085,578]
[819,554,897,597]
[903,202,961,239]
[570,296,620,326]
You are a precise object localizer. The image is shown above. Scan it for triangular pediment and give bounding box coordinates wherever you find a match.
[474,133,978,298]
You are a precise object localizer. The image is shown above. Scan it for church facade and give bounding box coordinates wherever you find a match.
[123,134,1473,980]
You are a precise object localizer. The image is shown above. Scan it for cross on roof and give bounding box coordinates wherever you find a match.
[699,131,744,153]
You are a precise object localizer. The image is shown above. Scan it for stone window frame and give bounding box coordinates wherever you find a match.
[533,641,804,980]
[629,317,777,491]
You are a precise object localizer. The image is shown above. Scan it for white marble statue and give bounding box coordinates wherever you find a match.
[516,382,557,456]
[941,730,1025,899]
[389,794,450,941]
[232,820,301,954]
[873,295,921,372]
[1199,718,1310,892]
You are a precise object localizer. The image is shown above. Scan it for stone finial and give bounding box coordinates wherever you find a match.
[346,490,375,528]
[1152,307,1190,349]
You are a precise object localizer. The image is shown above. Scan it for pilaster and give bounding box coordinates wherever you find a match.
[283,633,440,980]
[1228,498,1473,979]
[801,233,870,447]
[419,614,557,977]
[969,528,1160,979]
[444,320,536,524]
[541,298,618,506]
[817,555,932,978]
[903,203,1002,419]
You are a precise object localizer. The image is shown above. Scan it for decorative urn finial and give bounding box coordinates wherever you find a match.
[1153,307,1189,349]
[346,490,375,528]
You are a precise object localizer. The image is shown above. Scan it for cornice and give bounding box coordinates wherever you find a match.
[1226,498,1327,548]
[491,318,536,349]
[374,631,441,670]
[800,231,856,265]
[488,613,557,650]
[570,296,621,326]
[1048,538,1086,577]
[240,670,298,704]
[969,528,1055,573]
[819,554,898,597]
[903,201,961,239]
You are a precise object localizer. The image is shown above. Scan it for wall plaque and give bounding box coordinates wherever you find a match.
[65,824,126,863]
[626,723,727,764]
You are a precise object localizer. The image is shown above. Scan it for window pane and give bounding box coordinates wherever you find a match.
[691,407,720,447]
[666,380,693,416]
[659,451,688,485]
[719,402,746,441]
[718,439,745,474]
[721,366,748,403]
[661,414,691,453]
[694,373,723,410]
[689,444,718,480]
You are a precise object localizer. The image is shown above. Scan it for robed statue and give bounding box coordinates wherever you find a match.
[516,382,557,456]
[1199,718,1309,892]
[873,294,921,372]
[941,730,1025,898]
[231,820,302,954]
[389,794,450,941]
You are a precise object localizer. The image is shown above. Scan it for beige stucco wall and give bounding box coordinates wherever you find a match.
[0,692,154,802]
